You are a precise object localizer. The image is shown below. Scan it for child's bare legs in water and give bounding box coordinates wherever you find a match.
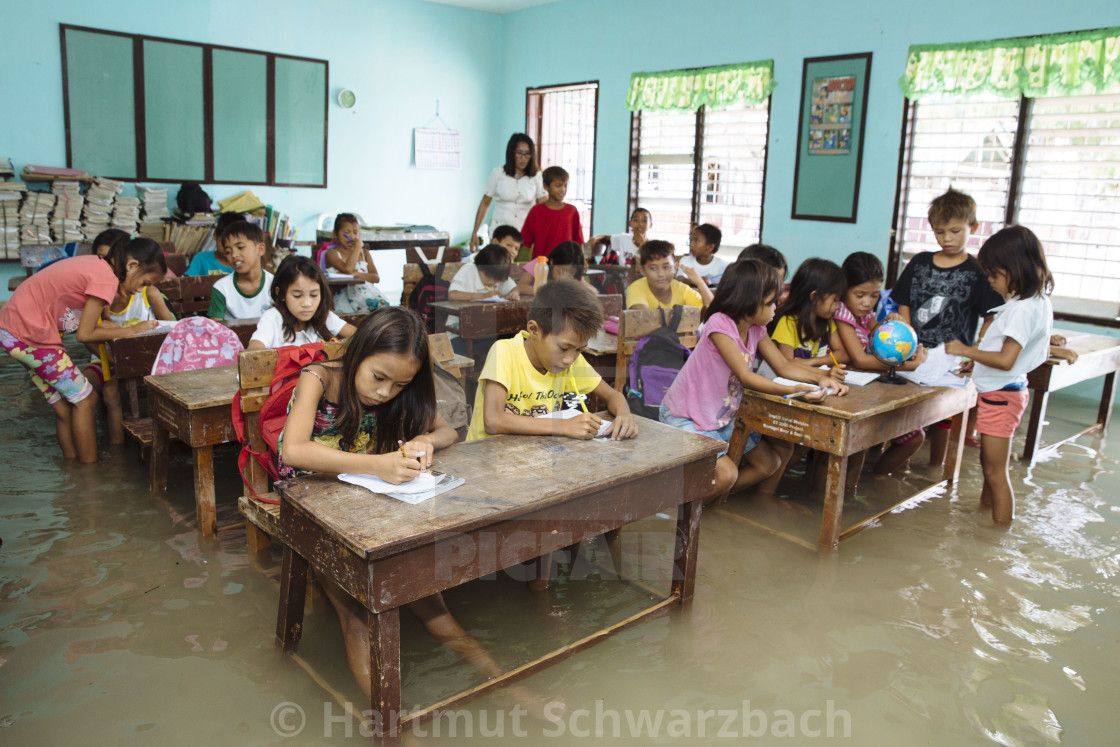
[979,434,1014,525]
[318,577,559,719]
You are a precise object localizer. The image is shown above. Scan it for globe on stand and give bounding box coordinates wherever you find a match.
[870,320,918,385]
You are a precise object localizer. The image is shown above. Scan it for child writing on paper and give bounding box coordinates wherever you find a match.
[448,244,519,301]
[81,233,177,444]
[0,237,167,462]
[247,255,356,349]
[770,258,849,374]
[834,251,927,483]
[323,213,387,313]
[279,308,527,703]
[467,279,637,441]
[945,226,1053,525]
[659,260,847,500]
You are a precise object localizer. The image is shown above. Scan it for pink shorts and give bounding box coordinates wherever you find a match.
[976,389,1029,439]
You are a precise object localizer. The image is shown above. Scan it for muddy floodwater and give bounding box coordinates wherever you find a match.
[1,351,1117,746]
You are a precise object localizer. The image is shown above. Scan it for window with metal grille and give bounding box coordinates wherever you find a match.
[526,82,598,241]
[891,91,1120,324]
[629,101,770,253]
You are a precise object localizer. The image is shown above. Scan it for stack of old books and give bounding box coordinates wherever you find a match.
[0,177,24,259]
[137,185,169,241]
[82,177,118,241]
[49,182,85,243]
[19,190,55,245]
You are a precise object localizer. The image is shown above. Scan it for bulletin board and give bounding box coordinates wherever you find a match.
[60,25,328,187]
[791,53,872,222]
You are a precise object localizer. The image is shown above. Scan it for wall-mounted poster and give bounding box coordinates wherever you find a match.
[792,53,872,223]
[808,75,854,155]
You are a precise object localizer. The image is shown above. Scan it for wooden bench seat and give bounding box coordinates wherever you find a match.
[238,494,281,544]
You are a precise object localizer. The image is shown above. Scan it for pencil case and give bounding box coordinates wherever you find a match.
[602,316,619,335]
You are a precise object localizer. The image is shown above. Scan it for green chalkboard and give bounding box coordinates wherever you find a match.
[144,40,205,180]
[61,25,328,187]
[63,29,137,178]
[274,57,327,186]
[212,49,267,183]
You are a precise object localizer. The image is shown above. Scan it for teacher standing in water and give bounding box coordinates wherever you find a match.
[469,133,546,253]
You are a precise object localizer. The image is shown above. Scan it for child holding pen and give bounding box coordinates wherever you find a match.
[466,279,636,441]
[660,260,846,500]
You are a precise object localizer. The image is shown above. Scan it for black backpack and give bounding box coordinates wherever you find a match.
[177,182,212,216]
[625,305,691,420]
[408,262,448,333]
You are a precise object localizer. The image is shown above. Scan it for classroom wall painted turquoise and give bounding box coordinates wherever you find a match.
[1,0,503,264]
[496,0,1120,271]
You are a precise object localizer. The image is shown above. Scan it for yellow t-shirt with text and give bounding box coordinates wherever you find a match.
[625,277,702,310]
[467,331,603,441]
[770,315,836,359]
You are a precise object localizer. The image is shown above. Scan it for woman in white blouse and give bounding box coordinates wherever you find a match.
[469,133,546,253]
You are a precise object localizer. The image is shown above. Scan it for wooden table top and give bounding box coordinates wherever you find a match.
[743,378,971,421]
[144,365,240,409]
[276,419,721,561]
[1045,329,1120,363]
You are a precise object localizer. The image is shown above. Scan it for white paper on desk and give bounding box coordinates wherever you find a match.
[338,470,464,505]
[326,271,353,279]
[473,295,508,303]
[896,344,969,388]
[132,319,177,336]
[536,408,613,438]
[816,366,879,386]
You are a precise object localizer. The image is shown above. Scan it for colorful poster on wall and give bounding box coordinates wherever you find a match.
[808,76,854,155]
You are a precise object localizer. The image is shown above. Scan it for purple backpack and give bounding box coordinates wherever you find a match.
[626,305,690,420]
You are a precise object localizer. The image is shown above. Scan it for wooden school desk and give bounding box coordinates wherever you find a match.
[147,365,240,538]
[726,380,976,550]
[272,421,720,735]
[1022,329,1120,463]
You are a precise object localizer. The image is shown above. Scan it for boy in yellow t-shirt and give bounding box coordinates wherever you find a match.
[625,240,710,310]
[467,279,637,441]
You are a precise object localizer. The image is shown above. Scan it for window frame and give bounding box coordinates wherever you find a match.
[626,99,772,248]
[525,80,600,237]
[888,91,1120,327]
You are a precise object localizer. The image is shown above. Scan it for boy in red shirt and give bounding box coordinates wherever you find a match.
[521,166,584,259]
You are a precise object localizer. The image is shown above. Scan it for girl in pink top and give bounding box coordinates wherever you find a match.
[660,259,846,500]
[0,239,167,462]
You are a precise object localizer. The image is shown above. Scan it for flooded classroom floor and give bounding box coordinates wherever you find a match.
[1,353,1118,746]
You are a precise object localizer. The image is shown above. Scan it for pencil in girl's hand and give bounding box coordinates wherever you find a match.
[398,439,407,458]
[783,387,821,400]
[828,350,841,369]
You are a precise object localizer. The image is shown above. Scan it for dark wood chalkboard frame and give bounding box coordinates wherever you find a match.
[60,24,328,188]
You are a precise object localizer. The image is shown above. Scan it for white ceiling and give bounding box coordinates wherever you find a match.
[417,0,560,15]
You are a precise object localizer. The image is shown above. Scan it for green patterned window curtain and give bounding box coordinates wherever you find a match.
[626,61,776,112]
[900,26,1120,101]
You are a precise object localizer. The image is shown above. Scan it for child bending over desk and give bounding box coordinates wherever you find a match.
[660,259,847,500]
[82,233,177,444]
[247,255,355,349]
[278,308,521,701]
[467,278,637,441]
[0,237,167,462]
[945,226,1053,525]
[769,258,849,374]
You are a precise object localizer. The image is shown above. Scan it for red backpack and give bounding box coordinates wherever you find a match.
[232,343,328,502]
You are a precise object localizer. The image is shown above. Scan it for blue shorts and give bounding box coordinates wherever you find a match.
[659,403,760,458]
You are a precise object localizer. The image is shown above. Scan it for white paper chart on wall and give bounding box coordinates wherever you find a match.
[414,128,461,170]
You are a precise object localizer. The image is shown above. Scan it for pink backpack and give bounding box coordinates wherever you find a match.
[151,318,243,374]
